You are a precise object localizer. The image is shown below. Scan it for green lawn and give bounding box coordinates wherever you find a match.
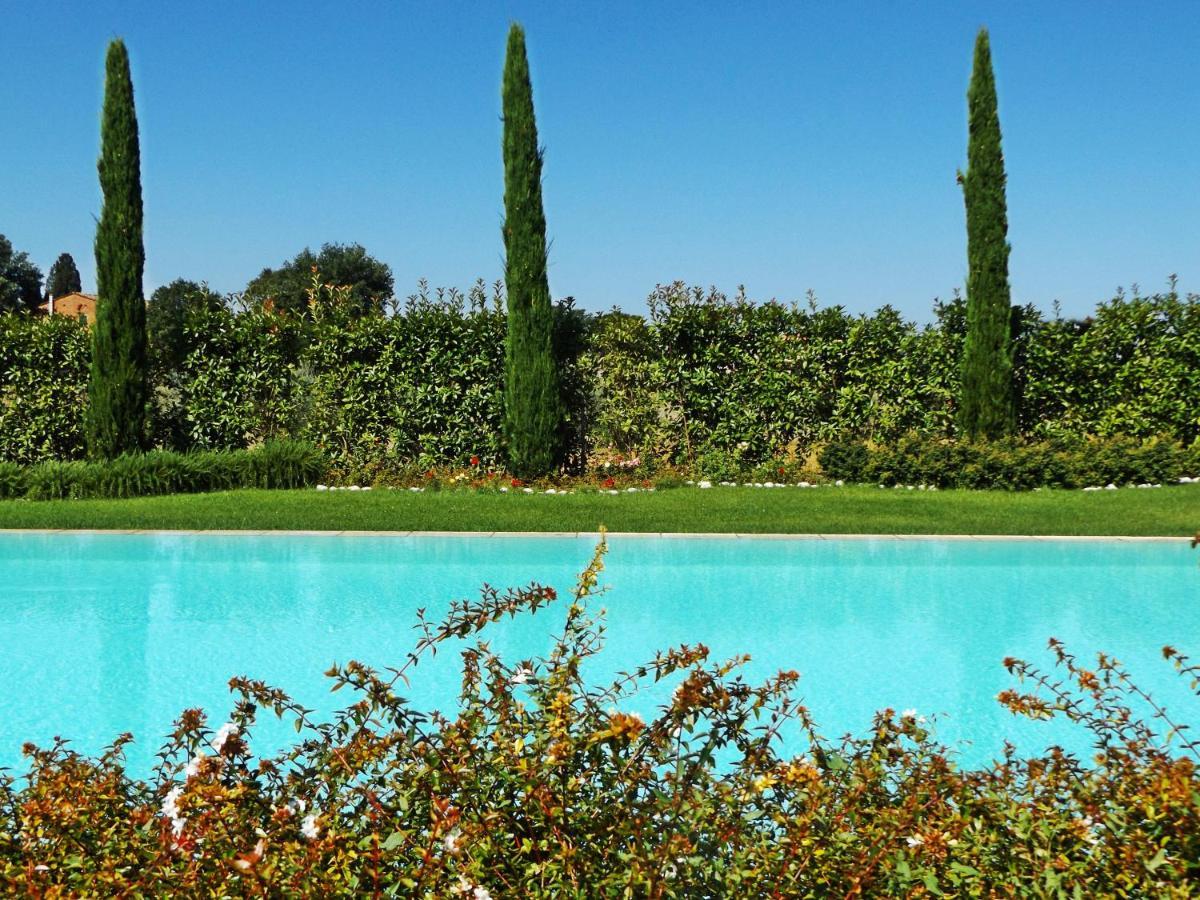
[0,485,1194,536]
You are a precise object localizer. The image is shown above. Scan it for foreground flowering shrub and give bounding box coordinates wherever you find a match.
[3,540,1199,896]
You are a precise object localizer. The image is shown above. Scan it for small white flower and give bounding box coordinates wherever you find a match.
[161,785,183,820]
[443,828,462,855]
[289,797,308,815]
[211,722,239,753]
[184,754,205,779]
[301,814,320,840]
[161,785,188,837]
[511,666,533,685]
[901,708,917,720]
[906,834,923,848]
[473,887,492,900]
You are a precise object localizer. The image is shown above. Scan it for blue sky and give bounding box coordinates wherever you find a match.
[3,1,1197,319]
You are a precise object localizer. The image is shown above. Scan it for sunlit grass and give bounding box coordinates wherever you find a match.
[0,484,1194,536]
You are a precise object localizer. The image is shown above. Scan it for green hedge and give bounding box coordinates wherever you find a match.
[819,434,1200,489]
[0,315,90,464]
[12,441,325,501]
[2,285,1198,472]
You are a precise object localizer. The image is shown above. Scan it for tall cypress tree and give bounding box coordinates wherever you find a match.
[46,253,83,298]
[501,23,561,478]
[957,28,1015,440]
[87,39,147,458]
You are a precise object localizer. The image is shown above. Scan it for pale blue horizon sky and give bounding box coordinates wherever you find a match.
[2,1,1198,319]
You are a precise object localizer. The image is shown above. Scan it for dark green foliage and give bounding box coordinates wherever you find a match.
[501,24,562,478]
[0,314,90,463]
[0,461,27,498]
[817,440,869,483]
[146,279,224,374]
[957,29,1015,440]
[87,39,148,460]
[245,243,393,317]
[21,441,325,500]
[0,235,44,314]
[818,434,1197,490]
[46,253,83,299]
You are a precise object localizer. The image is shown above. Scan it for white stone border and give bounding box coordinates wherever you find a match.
[0,528,1188,542]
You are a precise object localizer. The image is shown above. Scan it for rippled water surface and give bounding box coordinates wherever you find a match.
[1,532,1195,772]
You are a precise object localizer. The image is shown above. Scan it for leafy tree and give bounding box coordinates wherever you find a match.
[956,28,1015,440]
[0,235,44,313]
[86,38,148,459]
[245,243,393,316]
[46,253,83,299]
[501,23,562,478]
[146,278,224,374]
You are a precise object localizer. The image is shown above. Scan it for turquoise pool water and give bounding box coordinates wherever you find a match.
[0,532,1196,773]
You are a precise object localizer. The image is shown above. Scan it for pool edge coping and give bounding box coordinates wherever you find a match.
[0,528,1188,542]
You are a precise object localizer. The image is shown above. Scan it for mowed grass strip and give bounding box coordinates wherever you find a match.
[0,485,1195,536]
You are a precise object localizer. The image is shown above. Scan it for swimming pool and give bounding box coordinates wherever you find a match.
[1,531,1195,773]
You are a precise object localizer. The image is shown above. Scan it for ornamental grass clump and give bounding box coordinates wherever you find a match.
[0,461,27,499]
[20,441,325,500]
[1,539,1199,895]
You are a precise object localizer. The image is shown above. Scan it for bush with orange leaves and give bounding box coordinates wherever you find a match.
[1,538,1198,896]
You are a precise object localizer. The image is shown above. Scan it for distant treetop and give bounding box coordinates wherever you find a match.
[0,234,44,313]
[244,243,394,317]
[47,253,83,299]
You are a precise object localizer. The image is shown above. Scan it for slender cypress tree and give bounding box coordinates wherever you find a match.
[86,39,147,458]
[46,253,83,298]
[501,23,561,478]
[957,28,1015,440]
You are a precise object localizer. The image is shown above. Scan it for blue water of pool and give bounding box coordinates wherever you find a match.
[0,532,1196,773]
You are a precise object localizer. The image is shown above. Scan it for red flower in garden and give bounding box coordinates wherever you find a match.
[602,477,615,489]
[511,477,523,487]
[424,470,435,480]
[470,455,481,467]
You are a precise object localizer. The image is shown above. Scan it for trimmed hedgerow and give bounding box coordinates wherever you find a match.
[0,314,90,465]
[2,285,1198,474]
[819,434,1200,490]
[0,540,1198,894]
[19,441,325,500]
